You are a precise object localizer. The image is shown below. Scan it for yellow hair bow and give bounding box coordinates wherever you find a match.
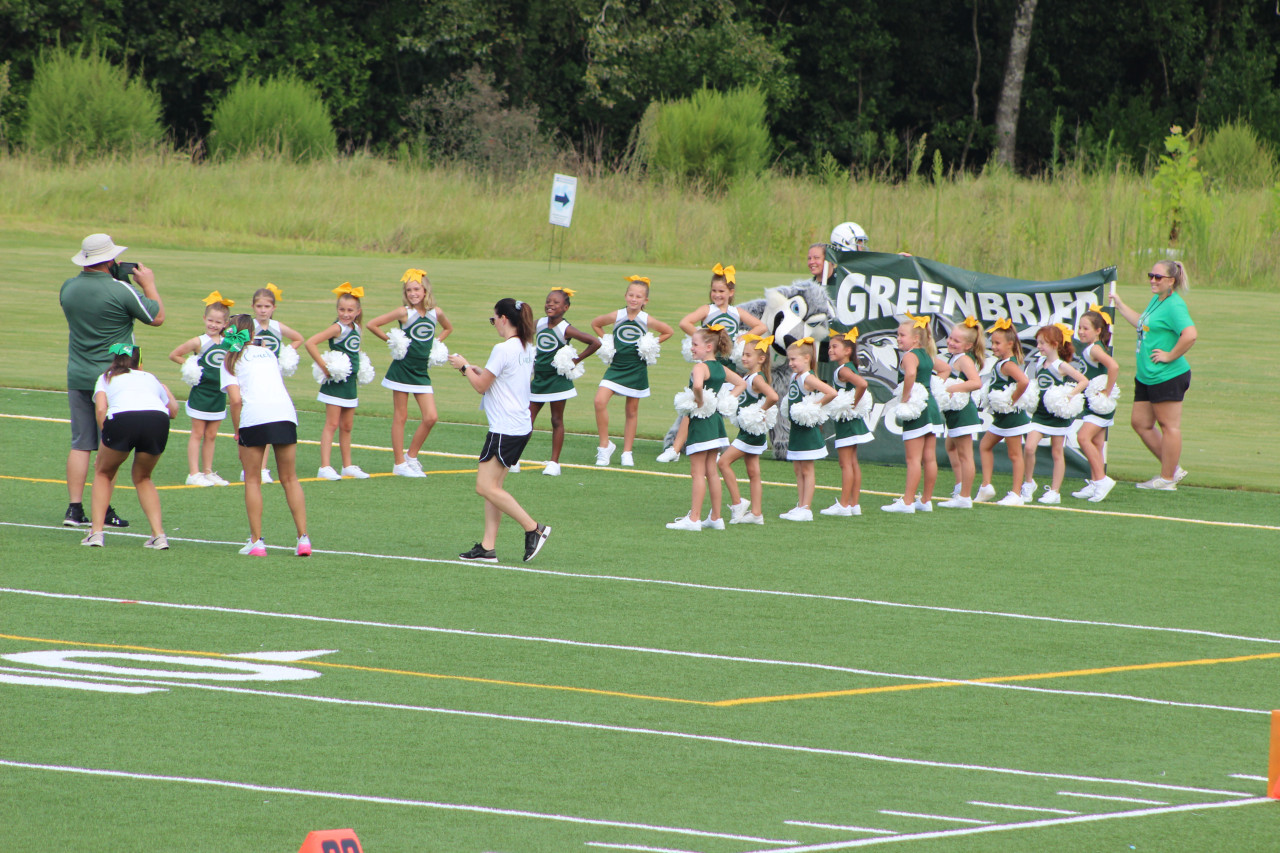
[625,275,651,285]
[962,316,980,329]
[987,317,1014,333]
[795,336,815,347]
[1054,322,1075,343]
[904,311,930,329]
[202,290,234,308]
[751,335,774,352]
[401,268,427,284]
[552,286,577,298]
[703,323,725,333]
[265,282,283,301]
[828,327,859,342]
[1087,304,1113,326]
[711,263,736,284]
[333,282,364,299]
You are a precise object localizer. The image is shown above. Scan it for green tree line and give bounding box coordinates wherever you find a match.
[2,0,1278,173]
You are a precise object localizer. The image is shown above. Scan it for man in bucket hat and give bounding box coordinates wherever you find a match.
[59,234,166,528]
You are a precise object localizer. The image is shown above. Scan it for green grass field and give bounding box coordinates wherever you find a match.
[4,226,1280,851]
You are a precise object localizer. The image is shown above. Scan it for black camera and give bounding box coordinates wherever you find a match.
[110,261,139,282]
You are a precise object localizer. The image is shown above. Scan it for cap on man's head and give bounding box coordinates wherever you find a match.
[72,233,127,266]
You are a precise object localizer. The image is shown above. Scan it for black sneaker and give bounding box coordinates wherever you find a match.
[63,503,89,527]
[459,543,496,562]
[523,524,550,562]
[103,506,130,528]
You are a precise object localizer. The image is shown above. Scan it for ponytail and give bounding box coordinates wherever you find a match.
[495,298,534,346]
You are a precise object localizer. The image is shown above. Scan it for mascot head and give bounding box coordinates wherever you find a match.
[740,280,834,357]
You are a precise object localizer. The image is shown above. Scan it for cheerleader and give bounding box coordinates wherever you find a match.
[780,338,837,522]
[718,334,779,525]
[820,328,871,516]
[305,283,369,480]
[528,287,600,476]
[883,315,949,513]
[976,320,1033,506]
[168,292,232,486]
[365,269,453,477]
[1019,323,1088,505]
[938,318,986,508]
[1072,308,1120,502]
[589,276,673,467]
[244,284,303,484]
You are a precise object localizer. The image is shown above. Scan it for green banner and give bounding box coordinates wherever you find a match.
[824,250,1117,477]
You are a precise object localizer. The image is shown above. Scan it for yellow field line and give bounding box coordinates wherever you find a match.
[712,651,1280,706]
[0,633,713,706]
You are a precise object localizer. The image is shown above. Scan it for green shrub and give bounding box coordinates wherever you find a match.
[24,47,163,160]
[640,87,769,191]
[1199,119,1278,190]
[208,76,336,162]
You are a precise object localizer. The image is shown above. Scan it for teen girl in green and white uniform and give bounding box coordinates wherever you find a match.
[589,276,673,467]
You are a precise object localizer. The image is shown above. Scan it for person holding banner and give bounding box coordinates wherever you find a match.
[1112,261,1196,490]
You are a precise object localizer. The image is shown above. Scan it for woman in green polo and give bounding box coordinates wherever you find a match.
[1113,260,1197,491]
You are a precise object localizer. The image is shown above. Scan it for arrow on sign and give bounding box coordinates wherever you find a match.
[554,191,571,207]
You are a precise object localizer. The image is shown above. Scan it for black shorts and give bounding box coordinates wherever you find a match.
[1134,371,1191,404]
[100,411,170,455]
[238,420,298,447]
[479,432,530,469]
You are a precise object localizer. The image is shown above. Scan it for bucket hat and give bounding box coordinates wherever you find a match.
[72,233,127,266]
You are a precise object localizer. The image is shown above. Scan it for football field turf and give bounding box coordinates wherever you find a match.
[2,385,1278,852]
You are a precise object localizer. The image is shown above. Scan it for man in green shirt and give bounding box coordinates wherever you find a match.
[59,234,165,526]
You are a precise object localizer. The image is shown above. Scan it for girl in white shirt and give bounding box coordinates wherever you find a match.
[448,298,550,563]
[83,344,178,549]
[220,314,310,557]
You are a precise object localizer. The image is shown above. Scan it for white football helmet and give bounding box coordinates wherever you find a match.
[830,221,869,251]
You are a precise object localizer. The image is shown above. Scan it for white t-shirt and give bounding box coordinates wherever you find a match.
[220,345,298,429]
[93,370,169,417]
[481,336,535,436]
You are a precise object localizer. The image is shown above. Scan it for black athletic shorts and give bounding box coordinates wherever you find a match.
[238,420,298,448]
[100,410,171,455]
[1134,371,1191,404]
[478,431,530,469]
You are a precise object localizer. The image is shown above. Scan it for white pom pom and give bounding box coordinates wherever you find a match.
[681,335,695,363]
[1043,385,1084,419]
[673,387,697,416]
[932,375,971,412]
[1016,385,1041,414]
[597,336,615,365]
[850,389,872,418]
[428,341,450,367]
[790,392,827,428]
[823,389,857,422]
[885,382,928,423]
[1085,374,1120,415]
[984,386,1016,414]
[716,385,739,418]
[386,329,410,361]
[357,352,375,385]
[637,332,661,365]
[731,337,746,369]
[277,345,299,377]
[313,350,352,385]
[764,405,778,430]
[180,354,202,387]
[734,402,768,435]
[552,345,585,380]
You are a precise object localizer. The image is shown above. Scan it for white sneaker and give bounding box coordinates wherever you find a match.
[950,483,962,499]
[316,466,342,480]
[1038,489,1061,505]
[542,461,561,476]
[393,461,425,478]
[261,469,273,484]
[728,499,750,520]
[939,496,973,509]
[779,507,813,522]
[701,515,725,530]
[595,441,616,466]
[508,462,521,473]
[736,512,764,525]
[1088,476,1117,503]
[341,465,370,479]
[1071,480,1097,499]
[881,498,915,514]
[665,515,701,531]
[849,504,861,516]
[820,501,850,516]
[1136,475,1177,491]
[974,484,997,503]
[406,458,424,474]
[996,491,1024,506]
[1020,480,1036,502]
[656,447,681,463]
[206,471,229,486]
[620,451,634,467]
[186,473,213,486]
[1173,466,1189,483]
[238,538,266,555]
[913,499,933,512]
